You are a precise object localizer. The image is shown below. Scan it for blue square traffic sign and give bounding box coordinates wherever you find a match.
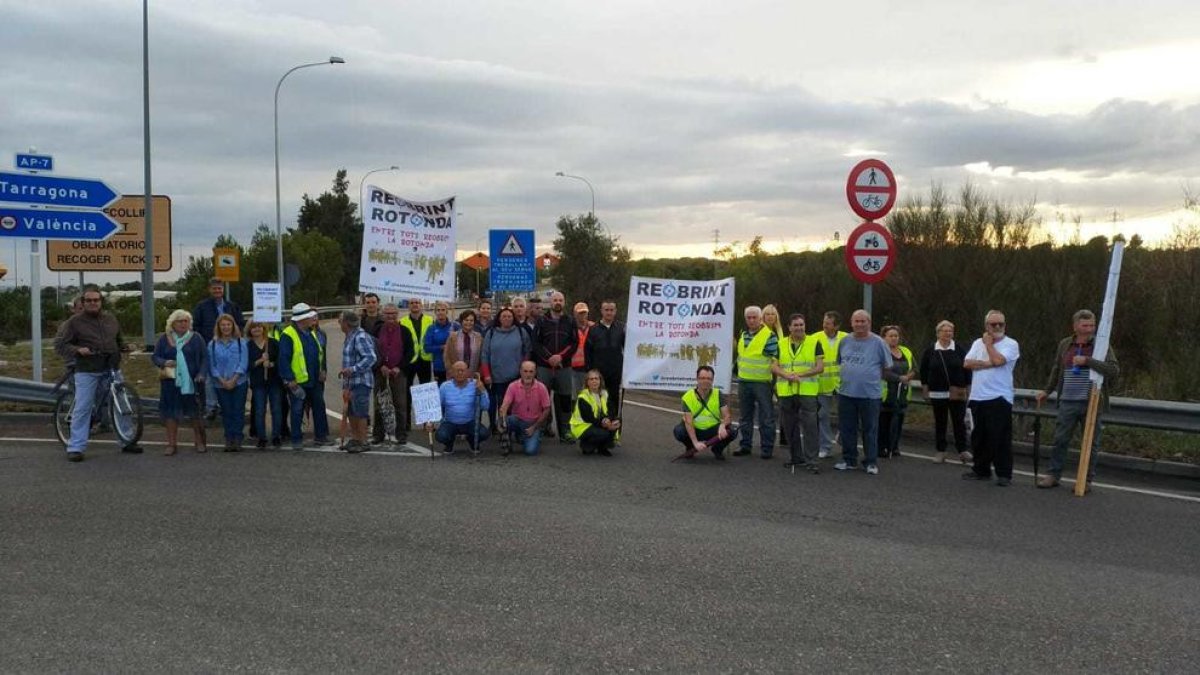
[489,229,535,292]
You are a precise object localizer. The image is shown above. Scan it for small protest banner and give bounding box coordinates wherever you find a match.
[411,382,443,426]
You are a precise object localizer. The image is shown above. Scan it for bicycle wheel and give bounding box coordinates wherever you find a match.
[109,383,144,446]
[53,391,74,447]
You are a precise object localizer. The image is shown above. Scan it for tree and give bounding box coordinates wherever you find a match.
[284,230,343,305]
[298,169,361,299]
[551,213,631,311]
[177,254,215,311]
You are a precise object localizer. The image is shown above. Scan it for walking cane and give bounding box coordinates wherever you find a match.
[472,375,483,456]
[1032,399,1043,485]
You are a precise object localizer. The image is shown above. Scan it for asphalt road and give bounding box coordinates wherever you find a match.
[2,381,1199,673]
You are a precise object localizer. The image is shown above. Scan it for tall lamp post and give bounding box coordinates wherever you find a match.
[274,56,345,308]
[555,171,595,219]
[359,165,400,207]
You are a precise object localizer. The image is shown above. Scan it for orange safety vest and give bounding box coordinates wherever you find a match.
[571,323,593,369]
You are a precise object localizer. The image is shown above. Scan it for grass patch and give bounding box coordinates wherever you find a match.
[0,342,162,411]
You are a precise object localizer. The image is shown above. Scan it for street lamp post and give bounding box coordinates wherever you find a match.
[555,171,595,219]
[358,165,400,207]
[274,56,345,308]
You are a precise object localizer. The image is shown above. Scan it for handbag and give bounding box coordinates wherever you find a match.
[159,365,176,380]
[938,350,969,401]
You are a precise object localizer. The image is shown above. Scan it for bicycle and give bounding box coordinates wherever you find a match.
[52,365,145,448]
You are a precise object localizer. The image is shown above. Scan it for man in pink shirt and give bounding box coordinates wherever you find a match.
[498,361,551,456]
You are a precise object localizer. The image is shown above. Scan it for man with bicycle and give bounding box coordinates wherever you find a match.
[53,286,140,461]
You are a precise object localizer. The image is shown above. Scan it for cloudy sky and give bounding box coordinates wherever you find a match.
[2,0,1199,284]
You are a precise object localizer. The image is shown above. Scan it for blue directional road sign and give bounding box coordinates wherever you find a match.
[15,153,53,171]
[0,171,119,210]
[0,207,121,241]
[489,229,536,292]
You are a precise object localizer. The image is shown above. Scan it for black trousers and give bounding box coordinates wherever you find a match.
[970,397,1013,479]
[578,426,616,452]
[931,398,969,453]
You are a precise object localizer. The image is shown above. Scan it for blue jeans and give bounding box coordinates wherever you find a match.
[289,381,330,444]
[436,421,490,451]
[839,394,881,467]
[1049,399,1104,479]
[817,393,837,452]
[505,415,543,456]
[251,382,283,441]
[67,371,105,454]
[215,383,248,443]
[737,380,776,453]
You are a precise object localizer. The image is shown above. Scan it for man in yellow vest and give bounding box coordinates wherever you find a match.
[816,310,848,458]
[771,313,825,473]
[277,302,333,450]
[401,297,434,430]
[673,365,738,460]
[734,305,779,458]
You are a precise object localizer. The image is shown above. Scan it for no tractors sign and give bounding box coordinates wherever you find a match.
[844,221,896,284]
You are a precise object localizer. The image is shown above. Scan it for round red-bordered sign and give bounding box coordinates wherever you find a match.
[844,221,896,284]
[846,159,897,220]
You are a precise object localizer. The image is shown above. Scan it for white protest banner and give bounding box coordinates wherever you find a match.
[252,283,283,323]
[411,381,443,426]
[621,276,736,392]
[358,184,456,300]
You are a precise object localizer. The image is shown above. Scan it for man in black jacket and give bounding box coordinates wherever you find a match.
[534,291,578,440]
[586,299,626,417]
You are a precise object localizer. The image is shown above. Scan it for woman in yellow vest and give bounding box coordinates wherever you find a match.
[878,325,915,458]
[569,369,621,456]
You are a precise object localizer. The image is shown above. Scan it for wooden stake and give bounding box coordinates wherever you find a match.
[1073,385,1102,497]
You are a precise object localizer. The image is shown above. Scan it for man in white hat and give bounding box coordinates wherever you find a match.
[277,302,335,450]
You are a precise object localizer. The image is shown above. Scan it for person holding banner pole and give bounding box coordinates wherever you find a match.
[1034,310,1119,490]
[734,306,779,459]
[372,303,412,446]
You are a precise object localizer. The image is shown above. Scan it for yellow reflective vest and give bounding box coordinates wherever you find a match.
[401,313,434,363]
[736,328,773,382]
[569,389,609,438]
[817,330,847,395]
[282,323,325,385]
[776,334,822,398]
[681,388,722,431]
[882,344,915,401]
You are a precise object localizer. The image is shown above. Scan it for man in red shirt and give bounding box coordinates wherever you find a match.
[498,361,552,456]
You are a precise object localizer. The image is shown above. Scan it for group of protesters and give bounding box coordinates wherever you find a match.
[54,278,1117,492]
[677,303,1117,492]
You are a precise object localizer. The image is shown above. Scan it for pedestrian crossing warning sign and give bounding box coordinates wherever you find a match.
[500,233,524,256]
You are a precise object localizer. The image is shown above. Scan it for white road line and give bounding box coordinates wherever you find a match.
[621,398,1200,505]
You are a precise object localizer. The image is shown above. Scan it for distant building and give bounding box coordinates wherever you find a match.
[461,252,490,271]
[537,253,560,270]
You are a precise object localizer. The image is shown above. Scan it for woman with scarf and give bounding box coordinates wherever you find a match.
[152,309,209,455]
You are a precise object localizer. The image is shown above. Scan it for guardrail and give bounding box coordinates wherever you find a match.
[897,384,1200,434]
[0,376,160,412]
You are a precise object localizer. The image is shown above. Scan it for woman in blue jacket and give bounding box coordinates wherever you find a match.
[152,309,209,455]
[209,313,249,451]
